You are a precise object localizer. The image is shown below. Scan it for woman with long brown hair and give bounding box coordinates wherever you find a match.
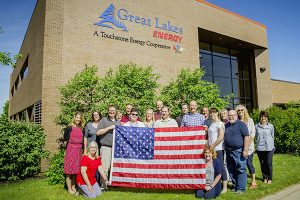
[63,112,85,195]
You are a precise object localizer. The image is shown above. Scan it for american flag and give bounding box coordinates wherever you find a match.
[110,125,206,189]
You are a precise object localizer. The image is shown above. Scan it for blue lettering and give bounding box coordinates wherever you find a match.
[179,28,183,34]
[117,9,128,20]
[115,8,182,33]
[155,17,160,28]
[147,18,151,26]
[135,16,140,23]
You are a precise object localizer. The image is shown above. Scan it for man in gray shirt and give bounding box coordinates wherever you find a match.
[176,104,189,126]
[96,105,119,188]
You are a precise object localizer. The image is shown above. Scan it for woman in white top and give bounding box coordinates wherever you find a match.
[207,108,227,193]
[235,105,256,189]
[123,108,145,127]
[144,109,155,128]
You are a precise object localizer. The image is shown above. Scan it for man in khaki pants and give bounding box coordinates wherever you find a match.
[96,105,119,189]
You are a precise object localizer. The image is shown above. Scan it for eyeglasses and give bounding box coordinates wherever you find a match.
[131,113,138,116]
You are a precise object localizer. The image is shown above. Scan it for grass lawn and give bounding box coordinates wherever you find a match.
[1,154,300,200]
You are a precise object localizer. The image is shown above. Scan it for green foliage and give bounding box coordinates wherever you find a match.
[55,65,102,126]
[0,52,22,68]
[45,150,65,185]
[159,68,229,117]
[2,154,300,200]
[0,27,22,68]
[0,119,49,181]
[55,63,160,126]
[0,100,9,121]
[252,104,300,155]
[97,63,160,117]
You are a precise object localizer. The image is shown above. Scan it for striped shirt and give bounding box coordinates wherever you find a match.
[181,112,206,127]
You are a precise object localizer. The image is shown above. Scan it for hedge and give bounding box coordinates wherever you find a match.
[0,119,49,181]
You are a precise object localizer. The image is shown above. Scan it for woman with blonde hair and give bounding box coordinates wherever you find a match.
[207,108,227,193]
[76,141,108,198]
[63,112,85,195]
[144,108,155,128]
[219,109,229,124]
[235,105,257,189]
[195,147,222,199]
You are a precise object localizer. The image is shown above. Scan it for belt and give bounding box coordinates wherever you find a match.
[101,145,112,148]
[225,147,242,151]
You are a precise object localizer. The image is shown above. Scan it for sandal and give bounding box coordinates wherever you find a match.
[250,183,257,189]
[68,190,79,196]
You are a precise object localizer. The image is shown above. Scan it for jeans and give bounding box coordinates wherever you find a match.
[246,153,256,175]
[78,182,102,198]
[257,148,274,181]
[216,150,227,181]
[195,188,219,199]
[226,148,247,192]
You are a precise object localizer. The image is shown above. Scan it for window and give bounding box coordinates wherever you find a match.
[11,87,15,97]
[213,56,231,78]
[34,100,42,124]
[18,109,27,121]
[199,42,254,109]
[14,76,20,90]
[200,53,212,76]
[20,56,29,80]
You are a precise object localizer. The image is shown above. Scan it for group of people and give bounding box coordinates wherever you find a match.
[62,100,275,199]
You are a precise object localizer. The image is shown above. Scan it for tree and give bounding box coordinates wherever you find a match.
[0,27,22,68]
[0,100,9,121]
[159,68,229,117]
[55,63,160,126]
[55,65,102,126]
[97,63,160,116]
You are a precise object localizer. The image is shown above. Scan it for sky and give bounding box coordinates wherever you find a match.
[0,0,300,114]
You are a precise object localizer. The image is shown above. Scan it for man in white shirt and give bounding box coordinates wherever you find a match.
[123,108,145,127]
[154,106,178,128]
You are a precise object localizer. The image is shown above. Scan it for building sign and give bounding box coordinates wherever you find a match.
[94,3,184,53]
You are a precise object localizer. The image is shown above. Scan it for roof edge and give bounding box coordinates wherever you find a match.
[196,0,267,28]
[271,79,300,85]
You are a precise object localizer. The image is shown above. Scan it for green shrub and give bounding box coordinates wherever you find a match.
[252,105,300,155]
[159,68,229,117]
[45,150,65,185]
[55,63,159,125]
[0,119,49,181]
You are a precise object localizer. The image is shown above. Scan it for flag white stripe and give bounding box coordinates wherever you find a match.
[113,158,205,165]
[155,131,205,137]
[155,140,206,146]
[112,167,205,174]
[111,176,206,184]
[155,149,204,155]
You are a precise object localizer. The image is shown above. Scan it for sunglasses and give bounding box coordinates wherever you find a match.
[237,109,244,112]
[131,113,138,116]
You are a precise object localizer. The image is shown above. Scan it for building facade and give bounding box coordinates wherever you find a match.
[9,0,300,153]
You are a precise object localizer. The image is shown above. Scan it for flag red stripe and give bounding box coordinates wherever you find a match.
[154,144,205,150]
[155,135,206,141]
[111,181,206,189]
[112,172,205,179]
[154,154,204,159]
[113,163,205,169]
[154,126,207,132]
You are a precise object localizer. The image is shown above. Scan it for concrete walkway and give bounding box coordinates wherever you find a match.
[261,184,300,200]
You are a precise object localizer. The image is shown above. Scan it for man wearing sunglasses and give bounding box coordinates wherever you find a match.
[123,108,145,127]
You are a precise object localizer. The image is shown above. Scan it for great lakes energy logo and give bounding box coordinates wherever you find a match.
[94,3,128,31]
[94,3,184,53]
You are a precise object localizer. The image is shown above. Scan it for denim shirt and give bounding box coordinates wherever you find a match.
[255,123,275,151]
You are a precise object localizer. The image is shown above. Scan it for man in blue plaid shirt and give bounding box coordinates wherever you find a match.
[181,100,205,127]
